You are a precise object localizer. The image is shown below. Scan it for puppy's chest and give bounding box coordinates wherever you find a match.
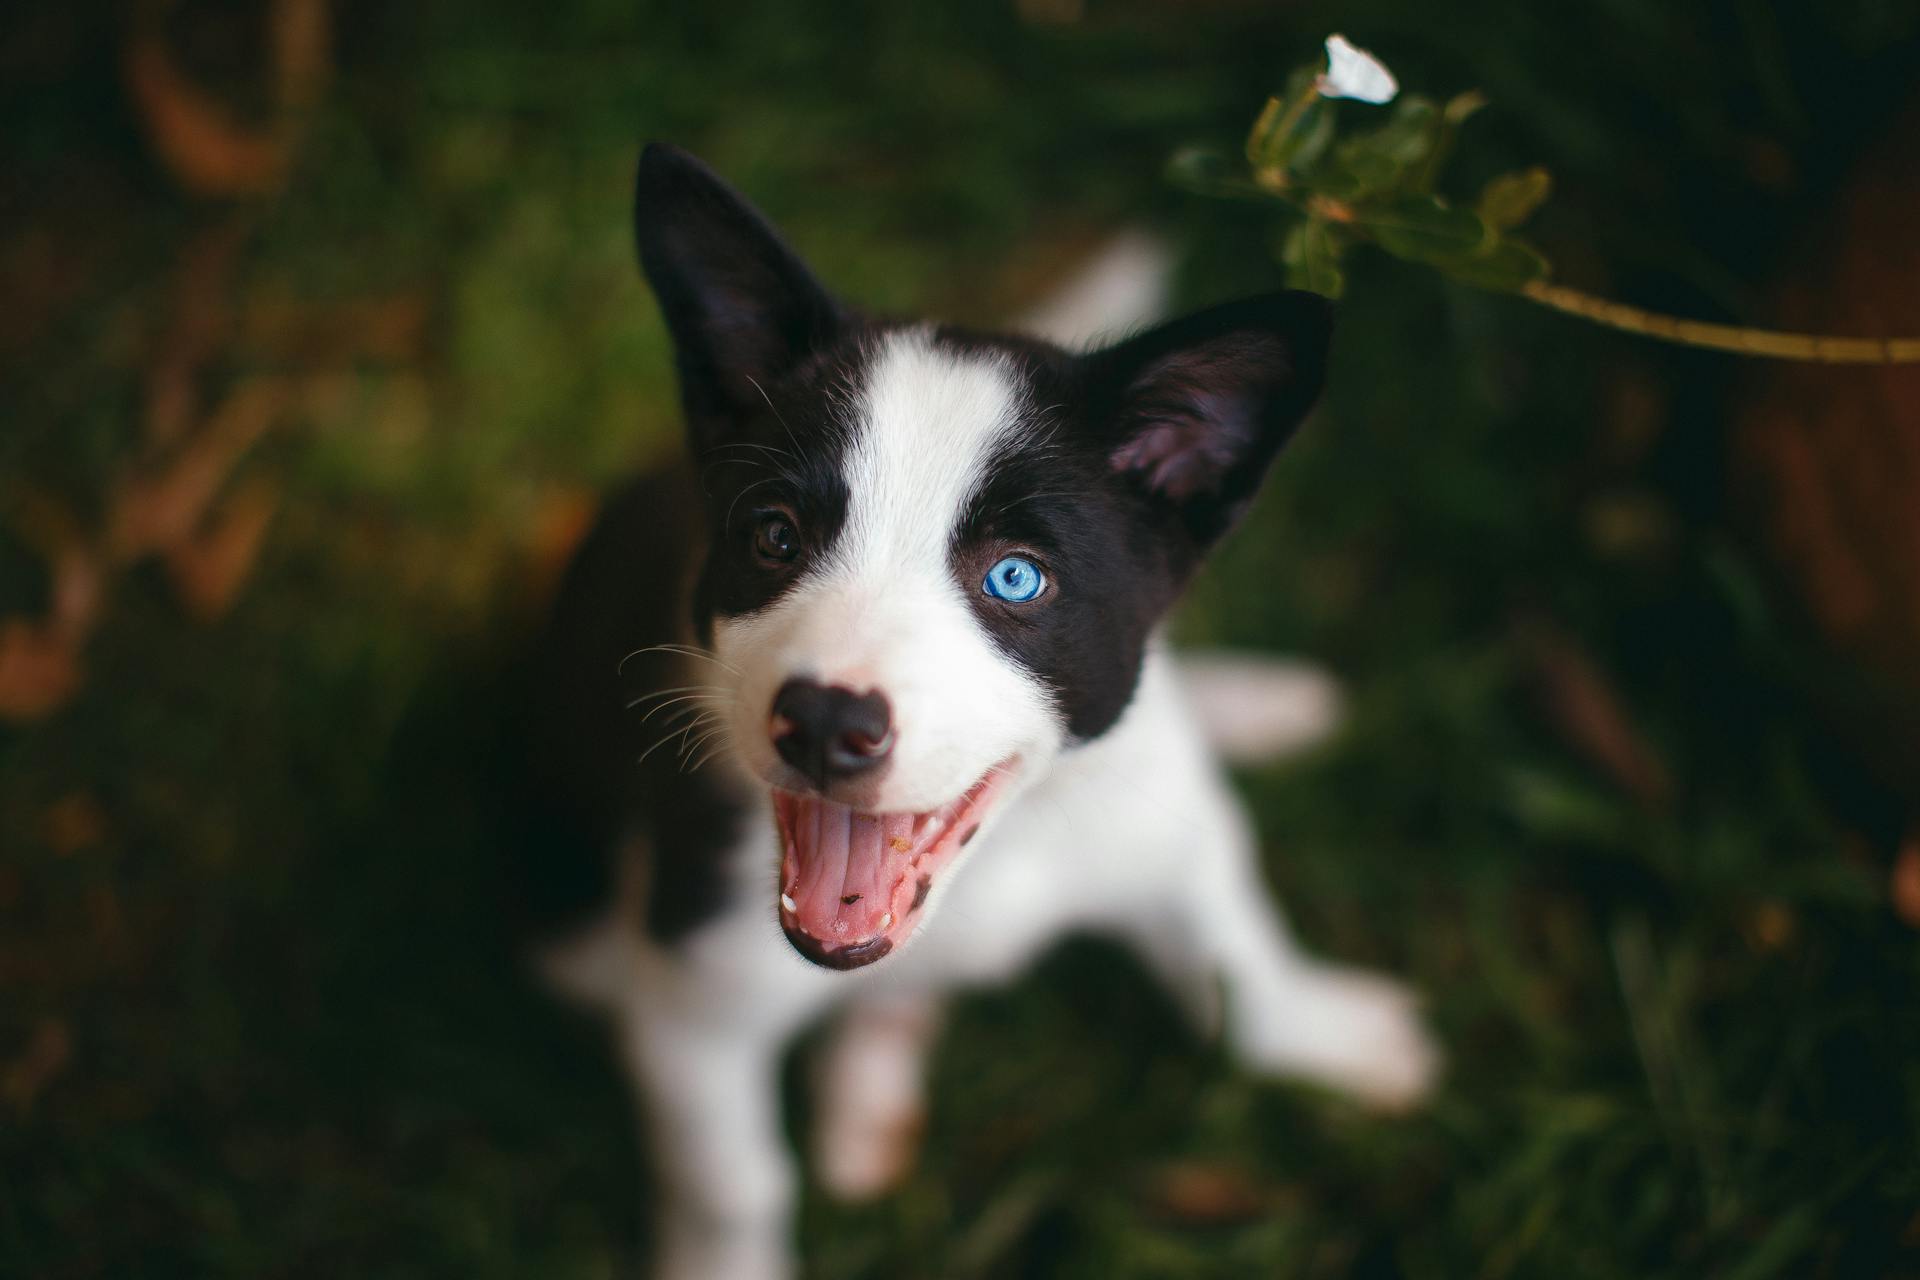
[885,732,1220,982]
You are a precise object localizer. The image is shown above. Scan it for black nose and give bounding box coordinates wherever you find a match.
[770,679,893,790]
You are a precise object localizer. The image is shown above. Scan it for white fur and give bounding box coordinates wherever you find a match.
[1176,650,1345,765]
[1017,231,1174,351]
[546,310,1437,1280]
[714,329,1064,814]
[812,994,942,1200]
[555,648,1438,1280]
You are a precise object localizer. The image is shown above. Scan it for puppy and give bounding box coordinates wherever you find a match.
[514,144,1437,1280]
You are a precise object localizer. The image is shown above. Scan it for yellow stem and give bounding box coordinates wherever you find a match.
[1520,280,1920,364]
[1245,82,1323,192]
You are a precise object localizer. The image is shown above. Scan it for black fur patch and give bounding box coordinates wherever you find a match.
[928,299,1330,740]
[690,337,869,623]
[510,466,749,946]
[514,144,1332,951]
[634,144,845,460]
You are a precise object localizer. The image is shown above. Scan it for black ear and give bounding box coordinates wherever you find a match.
[634,144,844,448]
[1085,290,1332,545]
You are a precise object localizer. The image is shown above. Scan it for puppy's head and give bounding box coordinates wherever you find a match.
[635,144,1330,969]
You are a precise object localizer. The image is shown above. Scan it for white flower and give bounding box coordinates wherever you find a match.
[1318,34,1398,104]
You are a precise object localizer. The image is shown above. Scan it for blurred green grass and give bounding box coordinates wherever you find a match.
[4,0,1920,1275]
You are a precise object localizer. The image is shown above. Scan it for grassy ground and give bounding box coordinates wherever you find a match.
[4,1,1920,1275]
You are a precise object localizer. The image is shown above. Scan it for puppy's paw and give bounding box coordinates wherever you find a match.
[814,1095,925,1202]
[1231,964,1440,1111]
[654,1213,793,1280]
[811,1001,939,1201]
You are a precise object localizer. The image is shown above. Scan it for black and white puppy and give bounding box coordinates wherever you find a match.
[516,144,1437,1280]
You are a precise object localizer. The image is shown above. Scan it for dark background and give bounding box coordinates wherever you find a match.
[4,1,1920,1275]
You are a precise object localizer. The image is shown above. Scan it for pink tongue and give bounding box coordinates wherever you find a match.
[784,796,916,942]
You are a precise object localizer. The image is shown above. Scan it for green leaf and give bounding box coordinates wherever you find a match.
[1478,166,1553,230]
[1501,766,1628,843]
[1318,146,1401,201]
[1369,97,1442,167]
[1319,96,1440,199]
[1404,90,1481,193]
[1437,237,1551,292]
[1280,219,1346,297]
[1357,195,1491,263]
[1165,147,1269,200]
[1443,88,1489,124]
[1245,87,1335,176]
[1283,101,1337,176]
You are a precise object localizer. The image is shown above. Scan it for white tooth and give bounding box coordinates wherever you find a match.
[780,894,797,912]
[879,912,893,929]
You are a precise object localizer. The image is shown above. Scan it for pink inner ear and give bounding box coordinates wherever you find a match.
[1109,416,1241,501]
[1107,332,1284,503]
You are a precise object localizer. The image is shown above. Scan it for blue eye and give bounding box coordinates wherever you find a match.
[983,555,1046,603]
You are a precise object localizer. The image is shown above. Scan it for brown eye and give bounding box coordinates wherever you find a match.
[754,514,800,563]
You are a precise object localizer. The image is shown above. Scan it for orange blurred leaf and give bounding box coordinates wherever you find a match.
[1517,616,1672,809]
[109,378,288,561]
[123,0,332,198]
[0,621,84,721]
[124,35,289,197]
[0,551,102,722]
[165,477,281,621]
[40,793,108,855]
[1892,835,1920,929]
[1142,1160,1282,1224]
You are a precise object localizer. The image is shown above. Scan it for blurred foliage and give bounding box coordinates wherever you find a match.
[1173,51,1556,298]
[5,0,1920,1277]
[1177,35,1920,365]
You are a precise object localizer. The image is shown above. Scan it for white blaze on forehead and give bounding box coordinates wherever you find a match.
[711,327,1065,814]
[833,328,1022,575]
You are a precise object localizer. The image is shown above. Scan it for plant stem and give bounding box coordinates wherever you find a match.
[1246,83,1322,191]
[1519,281,1920,364]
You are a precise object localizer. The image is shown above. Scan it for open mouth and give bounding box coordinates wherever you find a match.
[773,763,1012,970]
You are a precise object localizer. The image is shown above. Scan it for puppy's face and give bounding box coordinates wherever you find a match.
[635,145,1330,969]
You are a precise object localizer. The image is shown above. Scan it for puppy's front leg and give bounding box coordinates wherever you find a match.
[1136,798,1441,1111]
[812,994,943,1201]
[621,1007,796,1280]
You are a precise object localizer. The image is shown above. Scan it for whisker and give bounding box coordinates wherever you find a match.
[655,703,721,731]
[724,476,780,529]
[637,691,733,724]
[642,701,725,751]
[638,714,714,769]
[703,440,796,463]
[677,720,727,758]
[702,455,769,486]
[636,701,728,769]
[617,643,742,677]
[685,730,735,776]
[745,374,806,458]
[625,683,727,710]
[677,725,730,773]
